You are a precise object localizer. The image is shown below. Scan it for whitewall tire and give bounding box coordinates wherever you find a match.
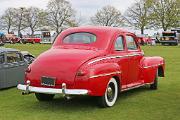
[98,77,118,107]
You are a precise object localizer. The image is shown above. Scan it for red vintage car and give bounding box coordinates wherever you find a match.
[17,27,165,107]
[5,34,20,43]
[137,35,153,45]
[21,35,41,44]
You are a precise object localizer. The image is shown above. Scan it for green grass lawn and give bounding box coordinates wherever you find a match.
[0,44,180,120]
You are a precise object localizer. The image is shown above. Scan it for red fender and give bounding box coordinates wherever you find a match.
[140,56,165,83]
[74,63,121,96]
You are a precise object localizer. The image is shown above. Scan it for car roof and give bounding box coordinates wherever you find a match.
[66,26,129,33]
[0,47,19,53]
[53,26,133,50]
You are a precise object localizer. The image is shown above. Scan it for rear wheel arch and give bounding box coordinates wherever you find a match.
[112,75,121,93]
[158,66,164,77]
[98,77,119,107]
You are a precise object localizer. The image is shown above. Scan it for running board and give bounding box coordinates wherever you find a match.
[121,83,153,92]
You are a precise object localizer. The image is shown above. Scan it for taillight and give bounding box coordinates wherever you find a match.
[25,66,31,73]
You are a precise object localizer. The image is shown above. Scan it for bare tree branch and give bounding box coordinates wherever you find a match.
[0,8,15,33]
[124,0,153,34]
[151,0,180,31]
[46,0,75,34]
[91,5,124,27]
[24,7,46,35]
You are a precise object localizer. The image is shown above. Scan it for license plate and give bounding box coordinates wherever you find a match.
[41,76,56,86]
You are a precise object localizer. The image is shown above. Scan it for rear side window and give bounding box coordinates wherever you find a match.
[63,33,96,44]
[0,54,5,64]
[126,36,138,50]
[114,36,124,51]
[7,52,23,63]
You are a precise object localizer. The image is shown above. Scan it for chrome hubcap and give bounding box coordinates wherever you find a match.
[107,83,115,102]
[107,87,113,98]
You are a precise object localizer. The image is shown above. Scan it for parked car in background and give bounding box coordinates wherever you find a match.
[0,32,5,46]
[160,31,178,46]
[0,48,28,89]
[171,28,180,43]
[38,31,57,44]
[0,42,4,46]
[136,34,151,45]
[21,35,41,44]
[5,34,20,44]
[17,26,165,107]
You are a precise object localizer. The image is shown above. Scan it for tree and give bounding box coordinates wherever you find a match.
[124,0,153,34]
[91,5,124,27]
[151,0,180,31]
[25,7,46,35]
[13,7,28,37]
[0,8,15,33]
[46,0,75,34]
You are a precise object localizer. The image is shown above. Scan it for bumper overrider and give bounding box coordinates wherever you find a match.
[17,81,88,95]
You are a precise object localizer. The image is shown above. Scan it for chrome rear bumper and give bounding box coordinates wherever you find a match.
[17,82,88,95]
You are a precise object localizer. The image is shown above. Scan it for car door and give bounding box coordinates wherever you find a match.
[4,52,27,87]
[125,34,144,87]
[15,52,28,84]
[0,53,6,89]
[110,35,129,89]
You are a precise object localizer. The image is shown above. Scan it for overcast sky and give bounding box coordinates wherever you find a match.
[0,0,136,16]
[0,0,157,35]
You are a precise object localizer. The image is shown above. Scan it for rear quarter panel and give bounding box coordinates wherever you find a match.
[140,56,165,83]
[74,62,121,96]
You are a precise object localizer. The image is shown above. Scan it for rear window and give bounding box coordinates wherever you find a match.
[63,33,96,44]
[7,52,23,63]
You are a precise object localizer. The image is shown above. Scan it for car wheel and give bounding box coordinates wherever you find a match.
[150,70,158,90]
[35,93,55,101]
[98,78,118,107]
[32,41,35,44]
[174,43,178,46]
[19,40,23,44]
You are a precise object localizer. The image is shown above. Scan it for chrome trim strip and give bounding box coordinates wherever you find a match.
[121,82,153,92]
[88,56,127,65]
[128,53,142,57]
[89,71,121,79]
[17,84,88,95]
[143,63,164,69]
[88,53,143,65]
[121,84,145,92]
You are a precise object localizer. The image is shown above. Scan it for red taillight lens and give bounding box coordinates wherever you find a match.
[25,66,31,73]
